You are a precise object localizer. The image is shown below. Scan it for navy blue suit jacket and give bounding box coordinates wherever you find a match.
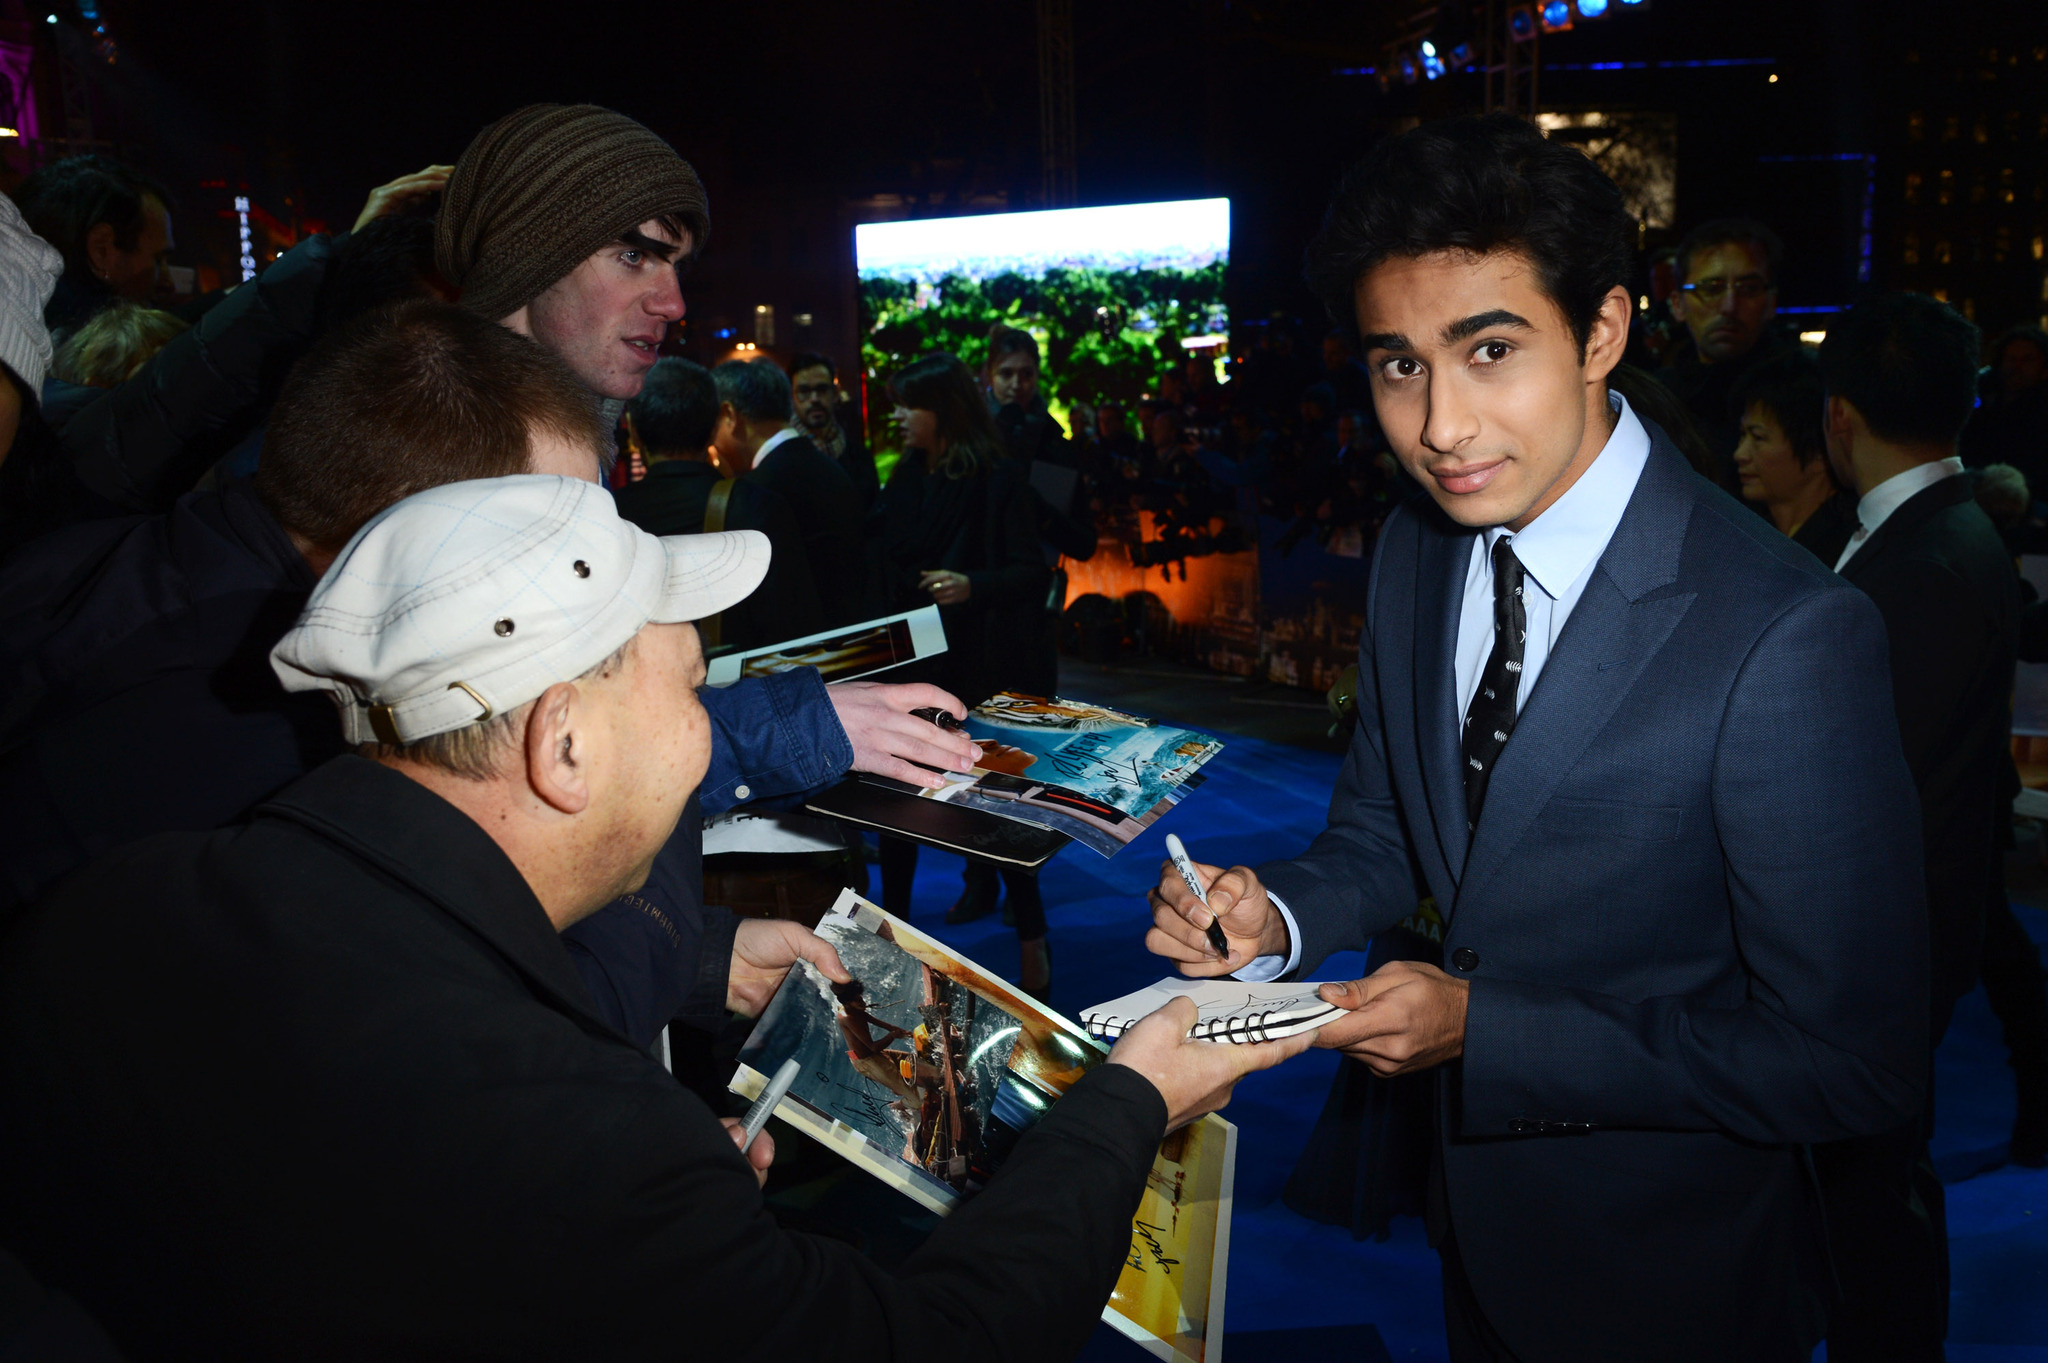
[1260,434,1929,1360]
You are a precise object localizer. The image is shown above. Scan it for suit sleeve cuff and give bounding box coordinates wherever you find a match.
[1232,890,1302,982]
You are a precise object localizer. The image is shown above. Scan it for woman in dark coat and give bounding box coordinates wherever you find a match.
[871,353,1054,997]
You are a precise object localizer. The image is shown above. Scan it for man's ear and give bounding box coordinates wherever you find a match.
[1584,285,1632,386]
[1825,394,1856,445]
[84,221,119,281]
[524,682,590,815]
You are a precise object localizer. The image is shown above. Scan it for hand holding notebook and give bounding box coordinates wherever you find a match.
[1082,977,1347,1044]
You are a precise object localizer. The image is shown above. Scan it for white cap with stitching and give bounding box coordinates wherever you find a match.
[270,475,768,745]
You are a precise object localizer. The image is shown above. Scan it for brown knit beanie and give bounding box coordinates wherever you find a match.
[435,104,711,323]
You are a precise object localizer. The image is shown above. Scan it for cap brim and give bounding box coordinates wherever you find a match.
[652,528,773,625]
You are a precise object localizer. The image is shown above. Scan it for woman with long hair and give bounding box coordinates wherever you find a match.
[871,352,1055,998]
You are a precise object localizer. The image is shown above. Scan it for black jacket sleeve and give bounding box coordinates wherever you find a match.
[63,233,337,513]
[576,1062,1169,1363]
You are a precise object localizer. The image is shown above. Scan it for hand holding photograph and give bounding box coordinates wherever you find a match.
[732,890,1237,1363]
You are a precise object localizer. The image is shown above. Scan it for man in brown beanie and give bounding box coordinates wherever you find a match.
[430,103,994,1032]
[437,103,708,404]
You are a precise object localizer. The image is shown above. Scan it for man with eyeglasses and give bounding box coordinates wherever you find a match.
[788,350,879,507]
[1657,218,1795,477]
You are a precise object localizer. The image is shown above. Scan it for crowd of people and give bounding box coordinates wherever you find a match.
[0,96,2037,1363]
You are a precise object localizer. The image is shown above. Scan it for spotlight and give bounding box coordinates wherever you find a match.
[1426,1,1477,70]
[1539,0,1574,31]
[1507,5,1538,41]
[1396,49,1419,84]
[1419,40,1446,79]
[1575,0,1609,15]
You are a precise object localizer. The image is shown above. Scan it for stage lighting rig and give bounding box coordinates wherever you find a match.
[1575,0,1610,16]
[1418,39,1447,79]
[1539,1,1574,32]
[1507,4,1538,42]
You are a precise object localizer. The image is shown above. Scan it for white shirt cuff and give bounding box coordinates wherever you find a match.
[1232,890,1302,982]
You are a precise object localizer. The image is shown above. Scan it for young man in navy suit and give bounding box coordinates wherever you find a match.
[1148,116,1929,1361]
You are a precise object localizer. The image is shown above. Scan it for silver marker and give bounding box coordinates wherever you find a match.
[1165,833,1231,959]
[739,1057,801,1155]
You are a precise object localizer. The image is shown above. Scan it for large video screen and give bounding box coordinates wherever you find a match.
[855,198,1229,437]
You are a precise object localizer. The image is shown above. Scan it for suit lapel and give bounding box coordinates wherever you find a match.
[1413,515,1476,882]
[1454,440,1698,911]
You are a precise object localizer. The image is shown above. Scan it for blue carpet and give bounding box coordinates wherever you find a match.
[895,734,2048,1359]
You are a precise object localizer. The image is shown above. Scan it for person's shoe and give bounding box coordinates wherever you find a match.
[945,879,999,925]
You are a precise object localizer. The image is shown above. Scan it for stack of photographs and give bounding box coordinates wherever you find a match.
[732,890,1236,1363]
[891,693,1225,858]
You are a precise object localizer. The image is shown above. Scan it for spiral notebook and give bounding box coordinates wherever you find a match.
[1080,979,1347,1044]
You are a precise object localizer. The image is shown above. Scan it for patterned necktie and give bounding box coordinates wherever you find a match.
[1463,536,1526,827]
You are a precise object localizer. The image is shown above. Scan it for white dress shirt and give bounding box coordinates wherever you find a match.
[751,426,804,471]
[1832,456,1967,572]
[1238,395,1654,980]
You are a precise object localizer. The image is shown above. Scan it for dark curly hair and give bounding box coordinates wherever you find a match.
[1303,113,1635,356]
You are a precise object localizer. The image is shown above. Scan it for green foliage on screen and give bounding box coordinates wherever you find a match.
[859,262,1227,470]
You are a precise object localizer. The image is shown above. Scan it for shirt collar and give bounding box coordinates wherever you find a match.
[754,427,803,467]
[1853,456,1965,539]
[1484,393,1653,601]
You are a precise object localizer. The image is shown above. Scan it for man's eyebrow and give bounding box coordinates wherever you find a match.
[618,228,681,262]
[1357,331,1412,353]
[1441,310,1534,345]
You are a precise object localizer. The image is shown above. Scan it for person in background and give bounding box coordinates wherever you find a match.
[872,353,1052,996]
[1320,327,1374,414]
[20,165,448,546]
[618,356,822,650]
[985,324,1095,568]
[48,301,187,391]
[1729,349,1860,567]
[788,349,878,507]
[1962,324,2048,493]
[711,357,869,628]
[972,327,1096,939]
[1092,400,1143,483]
[1818,290,2021,1361]
[1656,217,1795,470]
[10,154,172,338]
[0,471,1313,1360]
[0,193,75,564]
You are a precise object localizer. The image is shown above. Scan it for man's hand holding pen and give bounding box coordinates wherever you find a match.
[1145,858,1288,976]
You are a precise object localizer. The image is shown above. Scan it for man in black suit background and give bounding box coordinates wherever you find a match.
[711,358,870,626]
[615,357,823,650]
[1146,116,1927,1361]
[1817,291,2022,1362]
[789,349,880,508]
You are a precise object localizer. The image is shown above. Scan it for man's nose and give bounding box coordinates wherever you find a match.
[648,269,685,322]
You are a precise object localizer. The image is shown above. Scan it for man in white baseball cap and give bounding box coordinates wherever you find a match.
[0,470,1313,1360]
[269,472,851,1010]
